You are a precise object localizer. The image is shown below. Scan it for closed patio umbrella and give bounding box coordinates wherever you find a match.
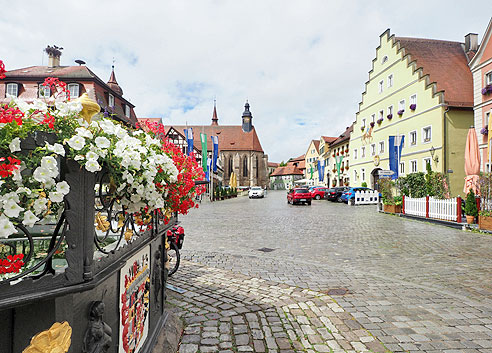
[464,127,481,195]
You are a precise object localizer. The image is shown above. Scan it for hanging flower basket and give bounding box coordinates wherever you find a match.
[345,166,349,170]
[332,168,336,173]
[397,109,404,116]
[387,114,393,120]
[481,125,488,135]
[370,122,375,128]
[332,153,335,157]
[376,118,383,125]
[340,150,344,155]
[481,85,492,95]
[345,148,349,153]
[336,152,340,156]
[409,104,416,110]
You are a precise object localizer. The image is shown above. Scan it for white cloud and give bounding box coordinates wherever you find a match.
[1,1,490,162]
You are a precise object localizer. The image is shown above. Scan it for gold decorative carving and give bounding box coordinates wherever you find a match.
[77,93,101,124]
[23,321,72,353]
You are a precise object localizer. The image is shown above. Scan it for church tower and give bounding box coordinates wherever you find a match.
[211,99,218,125]
[242,101,253,132]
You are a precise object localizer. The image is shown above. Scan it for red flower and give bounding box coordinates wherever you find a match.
[0,60,6,79]
[0,104,24,125]
[0,156,21,178]
[42,77,70,100]
[0,253,24,274]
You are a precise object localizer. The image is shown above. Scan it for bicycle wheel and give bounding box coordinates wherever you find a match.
[167,242,180,277]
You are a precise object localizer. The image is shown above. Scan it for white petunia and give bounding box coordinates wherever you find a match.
[12,168,22,182]
[76,118,89,128]
[16,187,32,196]
[33,166,53,183]
[67,135,86,150]
[68,100,83,113]
[0,215,17,238]
[85,159,101,173]
[31,99,48,113]
[15,99,30,113]
[41,156,58,172]
[99,120,116,135]
[3,199,23,218]
[74,155,84,161]
[55,102,70,115]
[56,181,70,195]
[95,136,110,149]
[33,198,47,215]
[9,137,21,153]
[86,151,99,161]
[49,191,64,203]
[75,127,93,139]
[22,210,39,228]
[46,142,65,156]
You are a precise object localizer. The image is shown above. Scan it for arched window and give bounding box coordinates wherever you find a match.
[228,157,233,176]
[256,157,259,179]
[243,157,248,177]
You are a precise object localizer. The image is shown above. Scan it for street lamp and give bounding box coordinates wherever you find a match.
[430,146,439,163]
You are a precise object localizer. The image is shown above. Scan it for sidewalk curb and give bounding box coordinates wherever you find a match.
[379,210,465,229]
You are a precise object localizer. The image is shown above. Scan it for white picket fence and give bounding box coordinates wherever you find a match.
[404,197,426,217]
[354,190,379,205]
[404,196,459,222]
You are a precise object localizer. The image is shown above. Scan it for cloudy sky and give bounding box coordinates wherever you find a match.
[2,2,490,162]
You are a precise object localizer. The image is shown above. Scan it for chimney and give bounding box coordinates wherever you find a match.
[44,45,63,68]
[465,33,478,52]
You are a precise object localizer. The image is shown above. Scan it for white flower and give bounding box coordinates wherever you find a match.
[16,187,31,196]
[76,118,89,128]
[67,135,86,150]
[85,159,101,173]
[86,151,99,161]
[33,166,53,183]
[117,182,127,193]
[49,191,64,203]
[12,168,22,182]
[74,155,84,161]
[41,156,58,172]
[95,136,110,149]
[9,137,21,153]
[46,142,65,156]
[22,210,39,228]
[130,194,141,203]
[68,100,83,113]
[99,120,116,135]
[56,181,70,195]
[33,198,47,215]
[3,199,23,218]
[0,215,16,238]
[15,99,30,113]
[76,127,93,139]
[55,102,70,115]
[31,99,48,113]
[114,125,127,139]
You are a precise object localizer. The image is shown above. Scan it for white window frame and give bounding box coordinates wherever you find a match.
[410,130,417,146]
[354,170,358,181]
[6,83,18,98]
[486,71,492,85]
[410,159,418,173]
[362,118,366,128]
[423,157,431,172]
[399,99,405,111]
[68,83,79,99]
[379,141,384,154]
[371,144,376,156]
[108,93,115,107]
[361,146,366,158]
[399,161,405,175]
[38,84,50,98]
[361,168,366,181]
[371,114,375,123]
[378,80,384,93]
[388,105,393,116]
[379,110,384,120]
[125,105,131,118]
[353,149,358,160]
[422,126,432,143]
[410,94,417,105]
[387,73,394,88]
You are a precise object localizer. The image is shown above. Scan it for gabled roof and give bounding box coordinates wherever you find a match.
[321,136,337,144]
[166,125,264,153]
[289,154,305,162]
[469,18,492,69]
[395,36,474,108]
[312,140,320,152]
[268,162,279,168]
[270,165,304,176]
[329,125,353,147]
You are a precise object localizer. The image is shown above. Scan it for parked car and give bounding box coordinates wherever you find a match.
[249,186,265,198]
[308,185,324,193]
[311,187,330,200]
[340,187,372,203]
[324,187,349,202]
[287,188,312,205]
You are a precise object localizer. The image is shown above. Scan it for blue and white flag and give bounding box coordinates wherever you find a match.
[317,160,323,182]
[185,128,194,156]
[211,135,219,172]
[205,157,212,181]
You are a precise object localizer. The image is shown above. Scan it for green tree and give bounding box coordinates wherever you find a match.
[465,190,478,217]
[279,161,287,167]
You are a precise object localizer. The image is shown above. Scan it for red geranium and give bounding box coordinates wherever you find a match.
[0,156,21,178]
[42,77,70,100]
[0,60,6,79]
[0,254,25,274]
[0,104,24,125]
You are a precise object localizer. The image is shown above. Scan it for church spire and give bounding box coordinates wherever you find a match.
[211,99,219,125]
[107,65,123,96]
[242,100,253,132]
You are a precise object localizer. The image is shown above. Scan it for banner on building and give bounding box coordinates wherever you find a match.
[211,135,219,172]
[388,135,404,180]
[185,128,194,156]
[200,133,207,171]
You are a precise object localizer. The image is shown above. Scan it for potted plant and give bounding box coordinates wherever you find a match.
[481,125,488,136]
[377,118,383,125]
[409,103,416,110]
[345,148,349,153]
[332,168,336,173]
[332,181,337,187]
[387,114,393,120]
[361,182,367,187]
[360,126,365,132]
[397,109,404,116]
[340,150,344,155]
[481,85,492,95]
[465,190,478,224]
[370,122,375,128]
[345,166,349,170]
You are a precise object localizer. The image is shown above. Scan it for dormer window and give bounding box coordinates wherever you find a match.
[38,84,50,98]
[68,83,80,99]
[108,94,115,107]
[125,104,130,118]
[6,83,18,98]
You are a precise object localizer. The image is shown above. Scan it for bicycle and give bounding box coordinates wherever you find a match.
[166,225,185,277]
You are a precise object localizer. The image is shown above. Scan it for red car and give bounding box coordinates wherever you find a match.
[287,188,312,205]
[310,187,329,200]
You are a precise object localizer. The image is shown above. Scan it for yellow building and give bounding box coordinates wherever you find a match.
[304,140,320,185]
[327,126,352,187]
[318,136,337,186]
[349,30,474,196]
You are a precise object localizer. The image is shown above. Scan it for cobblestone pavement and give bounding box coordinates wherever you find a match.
[169,191,492,352]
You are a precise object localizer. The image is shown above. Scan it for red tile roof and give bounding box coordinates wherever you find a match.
[268,162,279,168]
[329,125,353,147]
[312,140,320,153]
[270,165,304,176]
[321,136,337,143]
[395,37,473,108]
[166,125,264,153]
[289,154,305,162]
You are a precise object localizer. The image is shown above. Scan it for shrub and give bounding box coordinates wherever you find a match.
[465,190,478,217]
[379,178,394,205]
[361,182,367,187]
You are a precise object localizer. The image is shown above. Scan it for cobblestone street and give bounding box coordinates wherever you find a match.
[168,191,492,352]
